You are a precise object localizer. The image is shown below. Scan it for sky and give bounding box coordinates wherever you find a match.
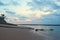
[0,0,60,24]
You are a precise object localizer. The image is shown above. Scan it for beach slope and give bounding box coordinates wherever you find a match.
[0,26,46,40]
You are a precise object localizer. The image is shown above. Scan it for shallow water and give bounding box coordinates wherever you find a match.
[26,25,60,40]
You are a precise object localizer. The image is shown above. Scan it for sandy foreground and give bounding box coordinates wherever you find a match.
[0,27,47,40]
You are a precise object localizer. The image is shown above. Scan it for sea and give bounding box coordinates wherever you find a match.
[18,25,60,40]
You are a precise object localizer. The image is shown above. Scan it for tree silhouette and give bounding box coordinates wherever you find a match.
[0,14,7,24]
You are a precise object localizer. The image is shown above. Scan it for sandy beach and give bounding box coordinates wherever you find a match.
[0,27,47,40]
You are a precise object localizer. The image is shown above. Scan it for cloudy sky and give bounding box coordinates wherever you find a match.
[0,0,60,24]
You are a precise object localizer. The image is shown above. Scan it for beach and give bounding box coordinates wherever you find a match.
[0,25,60,40]
[0,27,46,40]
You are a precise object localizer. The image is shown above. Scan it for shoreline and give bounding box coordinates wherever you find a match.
[0,27,46,40]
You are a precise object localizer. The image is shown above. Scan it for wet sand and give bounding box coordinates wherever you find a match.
[0,27,47,40]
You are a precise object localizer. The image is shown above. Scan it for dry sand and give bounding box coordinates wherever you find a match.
[0,27,46,40]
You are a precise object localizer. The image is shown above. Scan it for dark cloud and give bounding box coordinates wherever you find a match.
[19,15,27,20]
[0,1,5,6]
[0,0,20,6]
[5,10,15,14]
[27,0,60,11]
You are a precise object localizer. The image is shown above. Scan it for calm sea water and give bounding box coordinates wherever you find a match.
[21,25,60,40]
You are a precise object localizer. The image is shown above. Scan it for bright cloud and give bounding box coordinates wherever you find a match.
[53,0,60,6]
[25,19,32,22]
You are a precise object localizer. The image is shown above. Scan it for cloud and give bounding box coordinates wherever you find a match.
[0,1,5,5]
[25,19,32,22]
[28,0,60,11]
[41,14,60,24]
[0,0,20,6]
[5,10,16,14]
[53,0,60,6]
[0,0,60,24]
